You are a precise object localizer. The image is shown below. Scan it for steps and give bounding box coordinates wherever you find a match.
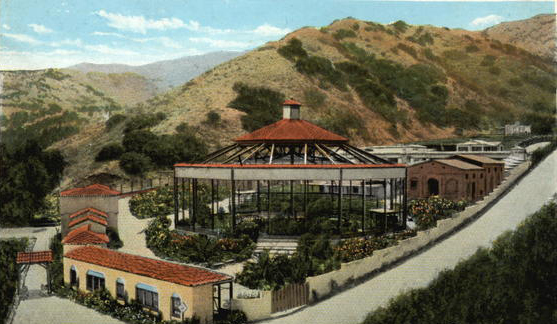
[255,237,298,255]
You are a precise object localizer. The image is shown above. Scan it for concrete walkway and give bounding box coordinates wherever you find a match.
[261,150,557,324]
[0,226,124,324]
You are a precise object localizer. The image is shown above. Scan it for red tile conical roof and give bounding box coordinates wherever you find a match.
[234,119,348,144]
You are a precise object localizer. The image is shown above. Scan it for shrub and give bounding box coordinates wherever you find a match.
[106,113,126,130]
[489,66,501,75]
[480,55,496,66]
[95,143,124,162]
[508,77,523,87]
[123,113,166,133]
[397,43,418,58]
[443,49,468,60]
[119,152,152,175]
[129,187,175,218]
[145,216,254,266]
[295,55,347,90]
[106,227,123,249]
[205,111,221,126]
[363,203,557,324]
[277,38,308,61]
[465,44,480,53]
[233,221,260,242]
[228,82,284,132]
[303,88,326,108]
[333,28,357,40]
[392,20,409,33]
[530,139,557,167]
[0,239,28,320]
[409,196,467,230]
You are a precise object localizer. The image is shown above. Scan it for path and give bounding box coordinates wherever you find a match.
[0,226,126,324]
[261,150,557,324]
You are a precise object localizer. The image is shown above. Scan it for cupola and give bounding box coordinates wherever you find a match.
[282,99,302,120]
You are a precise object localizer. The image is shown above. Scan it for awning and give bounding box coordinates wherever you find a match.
[87,270,105,278]
[136,283,157,292]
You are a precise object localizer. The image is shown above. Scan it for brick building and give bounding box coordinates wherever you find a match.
[450,154,505,194]
[408,159,486,202]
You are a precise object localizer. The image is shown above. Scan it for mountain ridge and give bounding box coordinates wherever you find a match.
[67,51,245,92]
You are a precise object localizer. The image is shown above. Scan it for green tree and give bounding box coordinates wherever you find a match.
[119,152,152,176]
[0,141,66,225]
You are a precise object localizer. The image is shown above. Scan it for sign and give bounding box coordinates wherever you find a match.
[179,302,188,313]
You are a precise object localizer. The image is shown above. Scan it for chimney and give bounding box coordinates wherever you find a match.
[282,99,301,120]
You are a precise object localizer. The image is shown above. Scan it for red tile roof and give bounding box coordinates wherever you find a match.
[452,154,505,165]
[61,184,120,197]
[436,159,483,170]
[234,119,348,144]
[65,246,232,287]
[69,207,108,219]
[68,214,108,228]
[175,163,406,169]
[283,99,301,105]
[62,225,109,245]
[16,251,53,264]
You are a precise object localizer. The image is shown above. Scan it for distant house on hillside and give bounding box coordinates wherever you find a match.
[504,122,531,136]
[456,140,503,152]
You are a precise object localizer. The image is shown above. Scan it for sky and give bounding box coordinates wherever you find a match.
[0,1,553,70]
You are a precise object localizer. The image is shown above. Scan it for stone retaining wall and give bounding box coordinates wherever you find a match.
[234,162,530,321]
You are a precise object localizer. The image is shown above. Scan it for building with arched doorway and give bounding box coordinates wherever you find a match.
[407,158,486,202]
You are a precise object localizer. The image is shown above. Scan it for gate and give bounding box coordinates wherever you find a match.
[271,282,309,313]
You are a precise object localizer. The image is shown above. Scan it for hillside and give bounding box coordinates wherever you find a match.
[138,17,555,144]
[68,51,244,92]
[484,14,555,62]
[4,16,555,189]
[0,68,156,148]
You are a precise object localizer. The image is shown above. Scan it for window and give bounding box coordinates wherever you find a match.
[480,173,483,179]
[116,279,125,300]
[86,270,105,291]
[171,295,182,318]
[136,284,158,311]
[410,179,418,190]
[472,174,476,179]
[70,266,78,287]
[465,174,469,179]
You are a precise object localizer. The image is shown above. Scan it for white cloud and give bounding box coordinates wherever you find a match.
[251,24,291,37]
[50,38,83,47]
[189,37,250,48]
[28,23,53,34]
[2,24,10,30]
[95,10,187,34]
[1,33,42,45]
[470,14,504,28]
[91,31,126,38]
[132,36,182,48]
[84,44,139,56]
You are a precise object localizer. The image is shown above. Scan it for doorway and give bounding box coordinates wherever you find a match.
[427,178,439,196]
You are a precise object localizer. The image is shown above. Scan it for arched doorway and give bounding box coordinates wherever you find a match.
[427,178,439,196]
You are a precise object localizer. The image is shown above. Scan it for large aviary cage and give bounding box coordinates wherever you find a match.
[173,100,408,235]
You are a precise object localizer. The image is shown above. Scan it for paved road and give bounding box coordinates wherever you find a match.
[262,150,557,324]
